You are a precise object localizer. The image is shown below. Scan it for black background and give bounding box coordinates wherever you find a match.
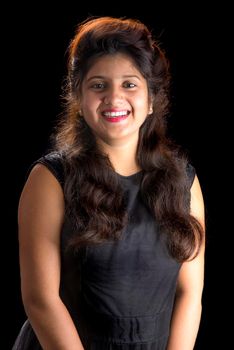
[4,2,230,349]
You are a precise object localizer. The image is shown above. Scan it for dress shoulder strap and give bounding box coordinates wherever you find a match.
[186,162,196,188]
[27,151,65,186]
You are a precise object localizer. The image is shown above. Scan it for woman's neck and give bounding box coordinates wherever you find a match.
[97,137,141,176]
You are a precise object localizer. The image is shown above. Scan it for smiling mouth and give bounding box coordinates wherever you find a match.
[101,110,130,118]
[101,110,130,123]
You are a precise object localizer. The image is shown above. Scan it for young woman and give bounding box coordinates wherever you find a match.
[13,16,205,350]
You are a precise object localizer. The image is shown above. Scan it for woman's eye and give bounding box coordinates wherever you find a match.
[123,82,136,88]
[91,83,105,89]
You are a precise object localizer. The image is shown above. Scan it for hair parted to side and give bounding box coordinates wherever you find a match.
[52,16,204,262]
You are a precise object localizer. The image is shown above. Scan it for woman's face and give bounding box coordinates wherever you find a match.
[80,53,151,146]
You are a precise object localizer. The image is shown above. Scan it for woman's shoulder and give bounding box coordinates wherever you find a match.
[27,150,65,187]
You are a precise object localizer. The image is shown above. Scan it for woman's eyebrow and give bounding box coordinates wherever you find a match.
[86,74,141,82]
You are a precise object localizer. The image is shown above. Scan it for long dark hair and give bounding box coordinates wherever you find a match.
[52,17,203,262]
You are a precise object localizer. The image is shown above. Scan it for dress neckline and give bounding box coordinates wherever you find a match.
[116,170,143,180]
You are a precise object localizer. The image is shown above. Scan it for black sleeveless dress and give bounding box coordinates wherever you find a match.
[13,152,195,350]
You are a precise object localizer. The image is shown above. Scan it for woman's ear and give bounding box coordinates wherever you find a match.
[148,96,154,115]
[148,105,153,115]
[148,99,153,115]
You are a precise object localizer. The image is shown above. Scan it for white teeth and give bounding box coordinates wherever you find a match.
[103,111,128,117]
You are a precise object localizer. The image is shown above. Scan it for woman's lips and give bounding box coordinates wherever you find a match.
[101,109,130,122]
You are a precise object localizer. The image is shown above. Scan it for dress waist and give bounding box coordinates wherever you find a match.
[80,308,170,344]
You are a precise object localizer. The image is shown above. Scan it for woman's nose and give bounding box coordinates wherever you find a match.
[103,87,123,106]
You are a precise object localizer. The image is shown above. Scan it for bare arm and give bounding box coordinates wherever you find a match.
[166,175,205,350]
[18,164,84,350]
